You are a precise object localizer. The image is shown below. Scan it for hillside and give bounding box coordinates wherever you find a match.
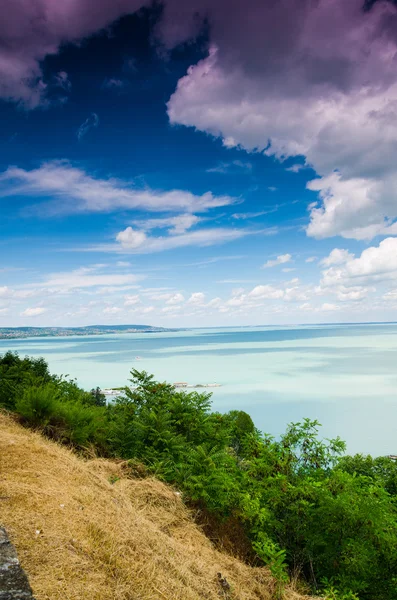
[0,413,314,600]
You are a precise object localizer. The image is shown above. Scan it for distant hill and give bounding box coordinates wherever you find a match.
[0,324,177,340]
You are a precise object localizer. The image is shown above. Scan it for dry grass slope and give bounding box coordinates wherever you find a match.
[0,413,316,600]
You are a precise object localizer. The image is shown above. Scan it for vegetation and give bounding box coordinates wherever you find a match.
[1,350,397,599]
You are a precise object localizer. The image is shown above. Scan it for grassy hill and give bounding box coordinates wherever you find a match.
[0,412,314,600]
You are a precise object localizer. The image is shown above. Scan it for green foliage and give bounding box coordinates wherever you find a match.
[0,351,51,409]
[3,357,397,599]
[15,384,59,428]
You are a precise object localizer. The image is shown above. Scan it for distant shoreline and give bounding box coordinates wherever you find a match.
[0,325,179,340]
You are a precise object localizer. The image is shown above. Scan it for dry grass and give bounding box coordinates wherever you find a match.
[0,412,315,600]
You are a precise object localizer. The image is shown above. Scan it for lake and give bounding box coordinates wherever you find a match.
[1,323,397,456]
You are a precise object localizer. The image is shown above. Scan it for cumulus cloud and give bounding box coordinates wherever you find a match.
[248,285,284,300]
[163,0,397,241]
[187,292,206,305]
[320,248,354,267]
[321,238,397,288]
[262,254,292,269]
[21,307,47,317]
[166,293,185,305]
[116,228,147,249]
[0,161,235,215]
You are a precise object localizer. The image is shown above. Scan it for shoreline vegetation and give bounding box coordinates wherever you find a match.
[1,350,397,599]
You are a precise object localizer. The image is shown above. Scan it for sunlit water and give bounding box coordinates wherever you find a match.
[2,323,397,456]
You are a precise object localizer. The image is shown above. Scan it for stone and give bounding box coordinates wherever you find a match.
[0,528,35,599]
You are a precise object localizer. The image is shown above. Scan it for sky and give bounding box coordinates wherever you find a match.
[2,0,397,327]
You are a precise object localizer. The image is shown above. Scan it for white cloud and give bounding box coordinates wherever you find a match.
[116,261,131,267]
[383,290,397,301]
[0,161,235,215]
[21,307,47,317]
[320,248,354,267]
[286,164,306,173]
[262,254,292,269]
[103,306,123,315]
[232,210,274,220]
[162,305,183,314]
[306,172,397,240]
[321,238,397,288]
[38,266,143,290]
[206,160,252,174]
[124,294,141,306]
[166,293,185,305]
[187,292,206,305]
[133,214,201,234]
[319,303,340,312]
[305,257,317,263]
[164,1,397,241]
[77,113,99,140]
[248,285,284,300]
[116,228,147,249]
[107,226,251,254]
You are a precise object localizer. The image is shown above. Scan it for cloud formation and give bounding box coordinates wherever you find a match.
[21,307,47,317]
[262,254,291,269]
[321,238,397,288]
[113,226,250,253]
[3,1,397,241]
[163,0,397,241]
[0,0,150,108]
[0,161,235,215]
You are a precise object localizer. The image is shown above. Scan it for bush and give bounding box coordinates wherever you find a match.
[15,384,59,428]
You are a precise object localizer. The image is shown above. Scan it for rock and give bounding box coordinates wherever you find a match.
[0,528,35,599]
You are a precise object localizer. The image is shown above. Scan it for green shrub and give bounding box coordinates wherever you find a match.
[15,384,59,428]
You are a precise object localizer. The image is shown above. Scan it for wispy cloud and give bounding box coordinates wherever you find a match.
[101,78,124,90]
[232,209,278,220]
[132,214,201,234]
[21,307,47,317]
[0,161,236,215]
[35,266,144,290]
[206,160,252,174]
[77,113,99,140]
[286,163,307,173]
[111,226,252,254]
[262,253,292,269]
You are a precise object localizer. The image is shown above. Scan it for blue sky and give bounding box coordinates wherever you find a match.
[1,2,397,327]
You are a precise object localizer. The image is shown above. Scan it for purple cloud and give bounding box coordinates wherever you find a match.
[0,0,150,108]
[162,0,397,240]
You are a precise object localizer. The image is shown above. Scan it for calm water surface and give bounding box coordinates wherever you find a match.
[1,323,397,455]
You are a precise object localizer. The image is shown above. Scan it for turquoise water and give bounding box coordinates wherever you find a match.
[1,323,397,456]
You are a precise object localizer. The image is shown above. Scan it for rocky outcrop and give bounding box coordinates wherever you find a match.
[0,528,35,599]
